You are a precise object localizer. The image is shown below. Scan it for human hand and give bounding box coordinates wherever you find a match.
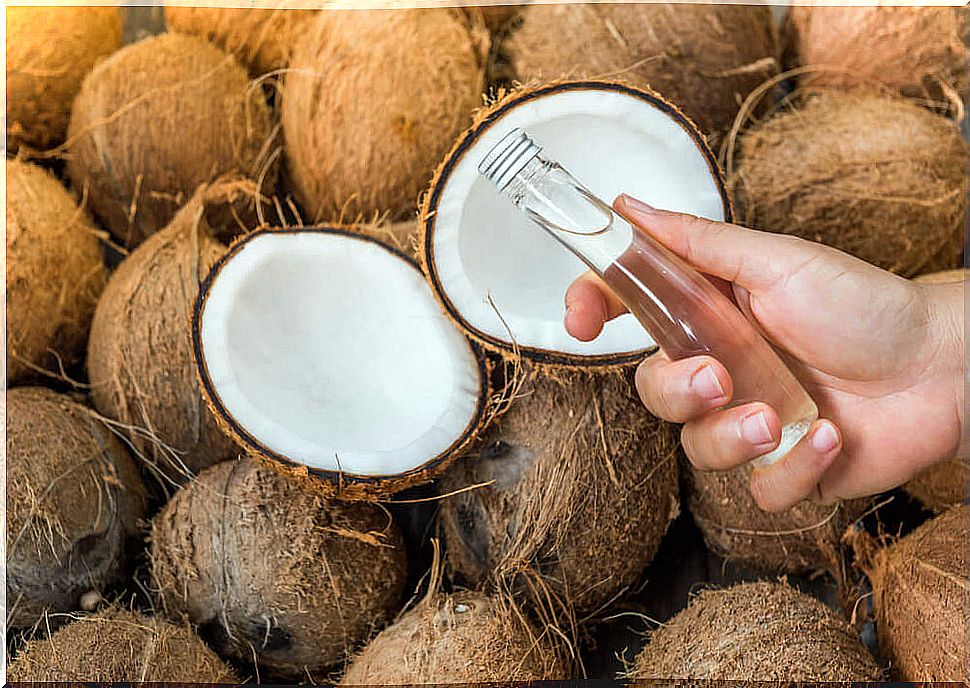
[566,194,965,512]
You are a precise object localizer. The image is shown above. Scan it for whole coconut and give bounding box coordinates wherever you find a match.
[686,460,867,577]
[339,591,566,683]
[785,7,967,105]
[6,159,107,385]
[6,388,147,629]
[629,581,881,681]
[851,505,969,680]
[904,270,969,512]
[283,9,485,223]
[86,179,255,487]
[502,4,778,145]
[732,92,966,277]
[440,368,680,617]
[7,609,239,682]
[163,5,316,76]
[6,6,122,152]
[67,33,274,248]
[151,457,408,679]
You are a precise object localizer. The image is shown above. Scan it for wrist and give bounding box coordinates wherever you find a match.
[925,281,966,456]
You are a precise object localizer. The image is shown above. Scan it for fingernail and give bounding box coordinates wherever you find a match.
[741,410,774,448]
[690,365,726,404]
[809,421,839,454]
[618,194,656,214]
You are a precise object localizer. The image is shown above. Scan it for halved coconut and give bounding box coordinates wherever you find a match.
[421,81,732,368]
[193,228,489,497]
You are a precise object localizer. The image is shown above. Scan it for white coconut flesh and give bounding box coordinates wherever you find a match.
[197,231,485,478]
[428,86,729,363]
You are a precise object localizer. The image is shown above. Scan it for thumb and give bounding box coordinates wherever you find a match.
[614,194,806,291]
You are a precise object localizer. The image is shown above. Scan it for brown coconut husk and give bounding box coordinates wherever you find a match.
[686,461,868,583]
[66,32,275,248]
[6,159,107,385]
[339,590,566,683]
[848,504,969,680]
[150,457,408,680]
[86,179,257,488]
[784,6,968,109]
[628,581,882,681]
[283,8,485,224]
[462,4,518,34]
[6,608,239,682]
[731,91,966,277]
[6,6,122,153]
[440,367,680,621]
[6,388,147,629]
[501,4,778,146]
[902,270,969,512]
[163,5,317,77]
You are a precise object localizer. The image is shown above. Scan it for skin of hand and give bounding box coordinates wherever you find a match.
[565,194,965,513]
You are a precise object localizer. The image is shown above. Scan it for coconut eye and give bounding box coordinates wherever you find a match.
[482,440,512,460]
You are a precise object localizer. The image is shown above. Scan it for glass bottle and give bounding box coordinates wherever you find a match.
[478,128,818,465]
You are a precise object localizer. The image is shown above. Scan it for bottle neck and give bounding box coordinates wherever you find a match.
[504,156,555,206]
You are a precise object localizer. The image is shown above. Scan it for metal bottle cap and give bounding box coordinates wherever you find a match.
[478,128,542,191]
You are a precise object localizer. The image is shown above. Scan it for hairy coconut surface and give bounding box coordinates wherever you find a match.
[732,92,966,277]
[856,505,970,680]
[6,388,147,629]
[628,581,881,681]
[502,4,778,146]
[463,4,517,34]
[86,180,256,488]
[785,7,967,105]
[6,159,107,384]
[440,368,680,617]
[6,6,121,153]
[151,457,408,679]
[6,608,239,682]
[686,460,866,576]
[339,590,566,683]
[903,270,969,512]
[67,32,274,248]
[163,5,316,76]
[283,8,484,223]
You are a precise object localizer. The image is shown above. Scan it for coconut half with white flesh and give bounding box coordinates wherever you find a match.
[422,81,733,368]
[193,228,489,498]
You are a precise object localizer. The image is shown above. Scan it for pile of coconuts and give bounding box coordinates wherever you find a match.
[5,3,967,683]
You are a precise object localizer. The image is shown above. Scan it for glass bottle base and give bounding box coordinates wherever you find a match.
[754,416,814,467]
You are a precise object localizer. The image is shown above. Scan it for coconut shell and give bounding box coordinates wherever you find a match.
[732,91,966,277]
[6,6,122,153]
[628,581,882,681]
[6,159,107,384]
[86,180,256,487]
[502,4,778,146]
[902,270,969,512]
[339,591,566,683]
[6,388,147,629]
[150,457,408,679]
[686,460,867,577]
[163,5,317,76]
[856,505,969,680]
[785,7,968,106]
[7,608,239,682]
[66,33,274,248]
[440,368,680,617]
[283,9,485,223]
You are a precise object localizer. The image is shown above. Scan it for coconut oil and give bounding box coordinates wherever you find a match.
[478,128,818,465]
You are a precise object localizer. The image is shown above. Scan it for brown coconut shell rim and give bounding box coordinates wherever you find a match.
[192,225,492,496]
[421,79,735,369]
